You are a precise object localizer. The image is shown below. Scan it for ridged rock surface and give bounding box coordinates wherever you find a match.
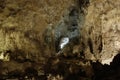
[83,0,120,65]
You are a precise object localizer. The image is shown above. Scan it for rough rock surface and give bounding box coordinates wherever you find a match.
[0,0,120,80]
[83,0,120,65]
[0,0,75,59]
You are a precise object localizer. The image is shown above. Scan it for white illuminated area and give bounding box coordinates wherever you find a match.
[0,52,4,60]
[0,52,10,61]
[60,37,69,49]
[101,56,114,65]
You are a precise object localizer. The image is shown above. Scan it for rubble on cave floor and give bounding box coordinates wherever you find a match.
[1,53,120,80]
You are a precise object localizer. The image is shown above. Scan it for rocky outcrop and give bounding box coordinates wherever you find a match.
[82,0,120,65]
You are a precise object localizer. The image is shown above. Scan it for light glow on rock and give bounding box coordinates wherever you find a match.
[101,56,114,65]
[0,52,4,60]
[60,37,69,49]
[0,52,10,61]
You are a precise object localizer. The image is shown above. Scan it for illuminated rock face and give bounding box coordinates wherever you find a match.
[50,0,120,65]
[1,0,119,65]
[82,0,120,65]
[0,0,75,60]
[0,51,10,61]
[0,0,118,61]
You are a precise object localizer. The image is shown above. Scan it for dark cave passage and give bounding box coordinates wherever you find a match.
[92,53,120,80]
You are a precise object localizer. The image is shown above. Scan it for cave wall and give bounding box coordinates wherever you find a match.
[0,0,75,61]
[82,0,120,64]
[0,0,120,79]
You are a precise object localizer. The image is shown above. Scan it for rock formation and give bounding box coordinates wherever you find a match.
[0,0,119,80]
